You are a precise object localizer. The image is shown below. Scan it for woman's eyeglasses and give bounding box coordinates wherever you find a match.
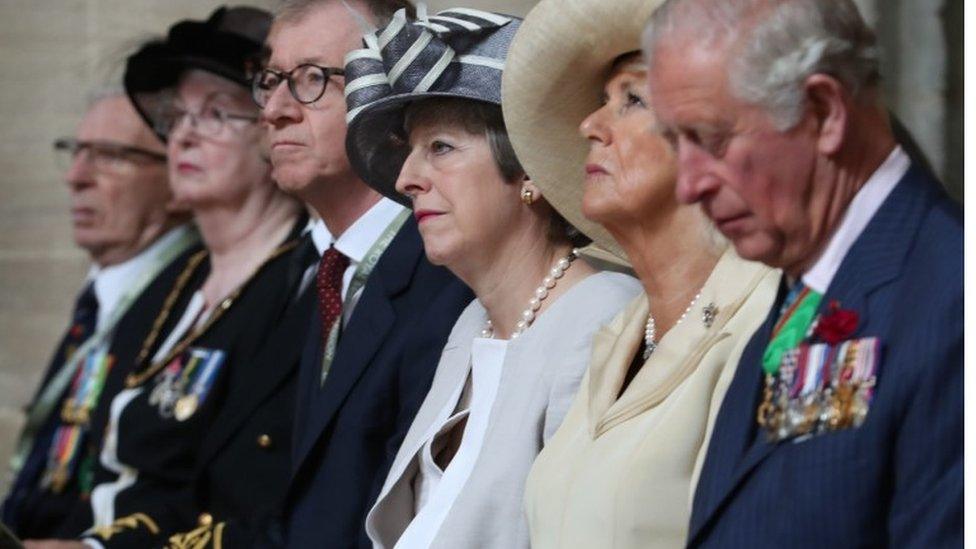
[157,104,259,137]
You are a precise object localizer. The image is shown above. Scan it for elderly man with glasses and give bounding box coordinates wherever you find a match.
[1,90,200,540]
[251,1,475,547]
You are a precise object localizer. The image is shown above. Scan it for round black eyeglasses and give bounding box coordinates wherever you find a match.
[251,64,346,108]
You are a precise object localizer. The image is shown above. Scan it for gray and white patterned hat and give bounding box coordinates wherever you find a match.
[344,6,521,205]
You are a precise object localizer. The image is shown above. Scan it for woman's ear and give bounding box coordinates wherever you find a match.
[520,176,542,205]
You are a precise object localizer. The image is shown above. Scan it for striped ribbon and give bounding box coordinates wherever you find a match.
[344,5,512,123]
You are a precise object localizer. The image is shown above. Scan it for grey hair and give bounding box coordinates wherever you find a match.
[86,84,127,109]
[643,0,881,130]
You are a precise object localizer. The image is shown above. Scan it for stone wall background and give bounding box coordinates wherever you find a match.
[0,0,961,495]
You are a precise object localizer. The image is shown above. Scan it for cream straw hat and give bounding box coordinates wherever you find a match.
[501,0,666,265]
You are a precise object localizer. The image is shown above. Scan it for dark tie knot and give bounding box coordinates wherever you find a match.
[70,282,99,338]
[319,246,350,283]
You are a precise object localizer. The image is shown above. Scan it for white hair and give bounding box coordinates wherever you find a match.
[643,0,881,130]
[85,85,127,109]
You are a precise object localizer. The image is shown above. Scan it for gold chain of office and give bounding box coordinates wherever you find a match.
[125,241,297,388]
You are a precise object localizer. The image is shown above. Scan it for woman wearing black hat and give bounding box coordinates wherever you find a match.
[24,7,311,549]
[342,7,641,549]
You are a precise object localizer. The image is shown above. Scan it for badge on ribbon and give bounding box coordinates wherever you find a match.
[148,347,225,421]
[40,348,115,494]
[757,292,880,442]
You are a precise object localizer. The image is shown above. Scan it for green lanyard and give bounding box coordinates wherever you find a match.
[9,225,200,477]
[320,209,411,384]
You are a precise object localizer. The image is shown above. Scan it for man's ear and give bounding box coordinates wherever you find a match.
[803,73,850,156]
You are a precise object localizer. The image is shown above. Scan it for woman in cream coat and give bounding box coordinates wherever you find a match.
[341,7,641,549]
[501,0,780,547]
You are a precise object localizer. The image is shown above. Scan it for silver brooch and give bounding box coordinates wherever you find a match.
[702,303,718,328]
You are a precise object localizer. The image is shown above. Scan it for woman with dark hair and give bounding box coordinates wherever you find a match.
[24,7,312,549]
[342,7,641,549]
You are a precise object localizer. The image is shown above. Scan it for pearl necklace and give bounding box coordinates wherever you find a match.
[482,248,581,339]
[643,290,702,360]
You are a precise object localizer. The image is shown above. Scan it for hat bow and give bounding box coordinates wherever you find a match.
[344,6,511,122]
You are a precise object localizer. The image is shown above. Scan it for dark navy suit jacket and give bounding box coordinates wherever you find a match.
[688,163,962,548]
[282,218,472,549]
[1,242,202,539]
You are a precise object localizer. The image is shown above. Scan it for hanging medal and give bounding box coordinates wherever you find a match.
[41,347,115,493]
[149,355,186,418]
[757,284,822,438]
[174,348,225,422]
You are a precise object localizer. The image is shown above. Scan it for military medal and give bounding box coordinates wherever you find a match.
[149,358,185,418]
[174,394,199,421]
[165,347,225,422]
[758,284,823,438]
[759,283,880,442]
[40,349,114,493]
[49,464,69,493]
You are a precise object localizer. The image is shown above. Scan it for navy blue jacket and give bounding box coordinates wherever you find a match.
[282,218,472,548]
[2,242,202,539]
[688,163,963,548]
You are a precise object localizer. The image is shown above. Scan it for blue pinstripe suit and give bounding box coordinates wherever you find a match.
[688,163,962,548]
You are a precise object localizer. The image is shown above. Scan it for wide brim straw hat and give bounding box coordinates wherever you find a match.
[124,6,272,141]
[502,0,666,264]
[344,7,522,207]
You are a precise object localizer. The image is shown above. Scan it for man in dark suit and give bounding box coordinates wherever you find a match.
[254,0,472,547]
[645,0,962,547]
[2,91,198,539]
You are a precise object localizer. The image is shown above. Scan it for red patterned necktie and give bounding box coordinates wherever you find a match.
[316,246,350,345]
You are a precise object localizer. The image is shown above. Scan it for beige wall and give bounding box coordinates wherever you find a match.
[0,0,279,496]
[0,0,539,499]
[0,0,959,496]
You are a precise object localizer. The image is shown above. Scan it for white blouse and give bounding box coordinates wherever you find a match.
[395,337,508,549]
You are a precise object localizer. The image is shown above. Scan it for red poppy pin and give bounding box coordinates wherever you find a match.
[813,300,859,344]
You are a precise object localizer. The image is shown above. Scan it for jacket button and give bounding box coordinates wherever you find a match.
[198,512,213,527]
[257,434,273,448]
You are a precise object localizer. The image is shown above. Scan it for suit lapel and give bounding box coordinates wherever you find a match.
[199,289,314,468]
[292,300,324,466]
[293,222,424,472]
[688,283,782,540]
[689,163,935,542]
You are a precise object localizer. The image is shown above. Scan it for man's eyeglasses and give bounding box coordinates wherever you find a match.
[251,64,346,108]
[157,104,259,137]
[53,138,167,173]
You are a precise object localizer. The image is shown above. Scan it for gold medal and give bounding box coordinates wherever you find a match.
[61,399,78,423]
[174,394,199,422]
[50,465,69,493]
[75,406,90,426]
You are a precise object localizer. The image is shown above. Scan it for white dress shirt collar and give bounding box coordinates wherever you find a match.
[310,197,406,263]
[802,146,910,293]
[89,224,194,330]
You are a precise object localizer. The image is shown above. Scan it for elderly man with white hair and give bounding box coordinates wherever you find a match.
[644,0,962,547]
[3,90,198,540]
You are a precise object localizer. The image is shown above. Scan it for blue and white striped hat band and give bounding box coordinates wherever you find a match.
[345,6,513,123]
[344,5,522,204]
